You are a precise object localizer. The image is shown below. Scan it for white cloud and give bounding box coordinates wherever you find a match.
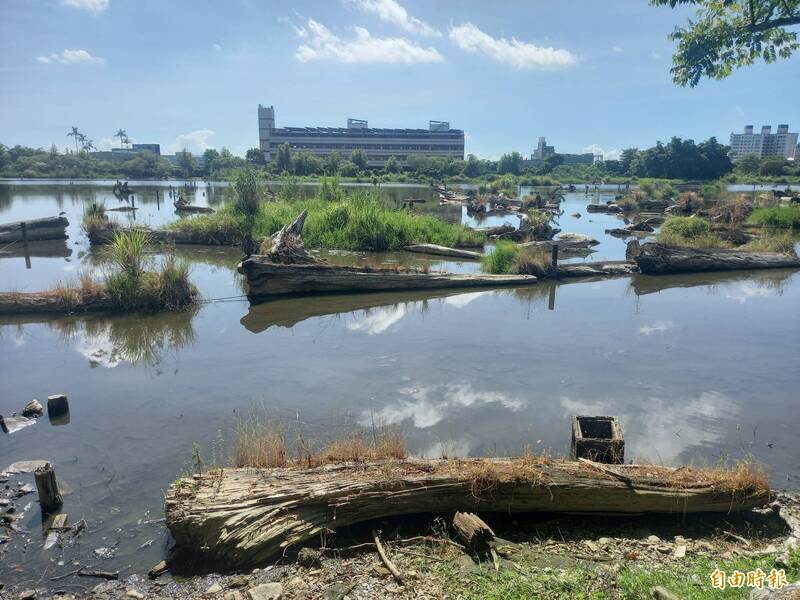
[61,0,109,12]
[295,18,443,64]
[363,383,526,429]
[36,49,105,65]
[212,43,222,51]
[582,144,621,161]
[345,0,440,37]
[449,22,575,69]
[651,50,662,60]
[611,46,623,53]
[168,129,215,154]
[348,303,409,334]
[638,320,675,336]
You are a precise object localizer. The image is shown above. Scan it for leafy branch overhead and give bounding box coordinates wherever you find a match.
[651,0,800,86]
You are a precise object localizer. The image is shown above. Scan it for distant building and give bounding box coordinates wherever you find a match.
[527,136,598,166]
[163,153,206,169]
[729,124,798,162]
[257,104,465,167]
[92,143,161,162]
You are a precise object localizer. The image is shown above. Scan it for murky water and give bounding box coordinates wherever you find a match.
[1,181,799,585]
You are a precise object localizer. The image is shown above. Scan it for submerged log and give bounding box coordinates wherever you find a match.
[0,216,69,243]
[403,244,483,260]
[635,243,800,275]
[165,458,769,568]
[238,259,538,301]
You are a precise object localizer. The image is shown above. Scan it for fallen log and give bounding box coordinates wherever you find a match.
[174,204,214,214]
[635,243,800,275]
[238,260,538,301]
[472,224,516,236]
[87,225,241,246]
[403,244,483,260]
[0,290,116,316]
[453,511,494,552]
[165,458,769,568]
[0,216,69,243]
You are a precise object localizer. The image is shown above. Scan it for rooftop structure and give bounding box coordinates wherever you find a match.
[528,136,598,166]
[729,124,798,162]
[258,105,464,167]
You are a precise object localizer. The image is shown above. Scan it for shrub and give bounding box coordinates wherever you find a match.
[163,206,245,243]
[741,234,797,255]
[107,228,152,278]
[747,205,800,228]
[659,216,710,239]
[231,168,262,218]
[481,240,519,274]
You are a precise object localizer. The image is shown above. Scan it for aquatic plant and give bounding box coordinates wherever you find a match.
[748,205,800,228]
[231,167,263,218]
[741,234,797,255]
[480,240,519,274]
[107,227,152,279]
[659,216,711,239]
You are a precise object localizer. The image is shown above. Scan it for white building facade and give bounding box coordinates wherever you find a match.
[258,105,464,167]
[729,124,798,162]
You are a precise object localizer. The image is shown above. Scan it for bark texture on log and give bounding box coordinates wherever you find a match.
[165,458,768,568]
[238,260,538,301]
[636,243,800,275]
[453,511,495,552]
[403,244,482,260]
[0,290,116,316]
[34,463,63,513]
[88,225,241,246]
[0,216,69,243]
[260,210,316,265]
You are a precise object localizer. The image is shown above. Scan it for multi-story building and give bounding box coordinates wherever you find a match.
[257,104,464,167]
[729,124,798,162]
[527,136,597,166]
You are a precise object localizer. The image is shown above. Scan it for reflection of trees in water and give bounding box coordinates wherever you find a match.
[48,310,196,369]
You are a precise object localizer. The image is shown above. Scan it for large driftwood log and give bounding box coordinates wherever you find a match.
[165,458,769,568]
[636,243,800,275]
[238,260,538,301]
[0,290,116,316]
[0,216,69,243]
[403,244,483,260]
[88,225,241,246]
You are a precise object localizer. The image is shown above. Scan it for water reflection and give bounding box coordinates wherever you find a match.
[37,310,197,369]
[363,383,528,429]
[629,269,795,298]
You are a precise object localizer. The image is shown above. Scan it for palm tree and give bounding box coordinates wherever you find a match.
[114,129,129,149]
[81,138,96,153]
[67,126,83,153]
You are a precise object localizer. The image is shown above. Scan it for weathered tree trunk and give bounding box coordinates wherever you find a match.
[260,210,316,264]
[165,458,768,568]
[0,216,69,243]
[238,260,538,301]
[88,225,241,246]
[636,243,800,275]
[34,463,63,513]
[403,244,482,260]
[0,290,116,315]
[453,511,495,552]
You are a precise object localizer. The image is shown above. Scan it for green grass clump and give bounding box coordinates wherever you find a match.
[660,216,710,239]
[252,192,484,251]
[163,205,246,244]
[481,240,520,274]
[104,230,196,311]
[741,234,798,254]
[748,205,800,228]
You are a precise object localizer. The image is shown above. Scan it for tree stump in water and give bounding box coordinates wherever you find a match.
[34,463,63,513]
[261,210,317,265]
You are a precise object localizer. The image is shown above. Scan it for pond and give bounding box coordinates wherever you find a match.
[1,181,799,586]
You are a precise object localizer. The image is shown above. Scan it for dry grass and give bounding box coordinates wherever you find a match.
[233,416,406,469]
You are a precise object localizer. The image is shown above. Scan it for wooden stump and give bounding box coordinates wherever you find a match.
[453,511,495,552]
[34,463,63,513]
[47,394,70,426]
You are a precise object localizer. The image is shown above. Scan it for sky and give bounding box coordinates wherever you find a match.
[0,0,798,160]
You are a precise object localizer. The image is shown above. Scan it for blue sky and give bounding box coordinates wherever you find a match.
[1,0,797,159]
